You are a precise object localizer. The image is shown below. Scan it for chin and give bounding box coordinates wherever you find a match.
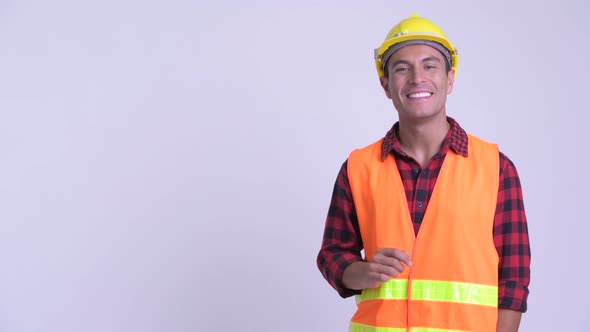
[399,111,444,122]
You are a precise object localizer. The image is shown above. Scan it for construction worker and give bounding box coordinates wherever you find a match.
[317,14,531,332]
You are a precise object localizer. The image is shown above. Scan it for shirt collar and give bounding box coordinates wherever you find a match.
[380,117,469,161]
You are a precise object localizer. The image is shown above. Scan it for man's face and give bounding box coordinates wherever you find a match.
[380,44,455,122]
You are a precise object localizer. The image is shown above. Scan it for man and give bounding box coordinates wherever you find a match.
[317,14,530,332]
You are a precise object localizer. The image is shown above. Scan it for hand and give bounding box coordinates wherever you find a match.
[342,248,412,290]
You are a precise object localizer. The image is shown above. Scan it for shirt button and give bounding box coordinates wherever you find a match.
[417,201,423,208]
[413,168,420,174]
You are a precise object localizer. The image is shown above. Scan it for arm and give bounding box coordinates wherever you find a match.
[316,161,364,297]
[494,153,531,329]
[317,161,412,294]
[497,309,522,332]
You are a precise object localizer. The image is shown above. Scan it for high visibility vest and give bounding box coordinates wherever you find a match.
[347,134,499,332]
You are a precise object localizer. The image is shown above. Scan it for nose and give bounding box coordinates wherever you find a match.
[409,67,426,84]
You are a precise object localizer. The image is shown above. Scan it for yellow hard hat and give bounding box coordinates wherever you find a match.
[375,14,458,79]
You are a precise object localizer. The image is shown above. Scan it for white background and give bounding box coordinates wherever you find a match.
[0,0,588,331]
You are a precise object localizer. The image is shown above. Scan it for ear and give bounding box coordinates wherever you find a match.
[446,70,455,95]
[379,75,392,99]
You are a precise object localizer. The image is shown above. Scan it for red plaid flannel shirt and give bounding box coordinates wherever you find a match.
[317,118,531,312]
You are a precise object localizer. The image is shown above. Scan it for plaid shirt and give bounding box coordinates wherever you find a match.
[317,117,531,312]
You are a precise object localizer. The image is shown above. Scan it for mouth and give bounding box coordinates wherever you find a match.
[407,92,433,99]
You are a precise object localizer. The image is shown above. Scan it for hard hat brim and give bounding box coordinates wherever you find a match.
[375,33,458,78]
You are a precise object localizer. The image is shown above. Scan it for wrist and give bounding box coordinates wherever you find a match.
[342,261,368,290]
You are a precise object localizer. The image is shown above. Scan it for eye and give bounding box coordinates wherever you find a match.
[425,64,437,70]
[394,67,409,73]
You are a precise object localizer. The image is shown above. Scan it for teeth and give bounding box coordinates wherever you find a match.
[408,92,432,99]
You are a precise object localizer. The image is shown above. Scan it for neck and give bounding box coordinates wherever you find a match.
[398,116,450,167]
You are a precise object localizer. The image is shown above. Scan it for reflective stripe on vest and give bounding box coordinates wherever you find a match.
[412,280,497,307]
[350,322,470,332]
[356,279,498,307]
[356,279,408,303]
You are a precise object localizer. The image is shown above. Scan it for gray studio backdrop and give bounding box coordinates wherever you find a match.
[0,1,588,331]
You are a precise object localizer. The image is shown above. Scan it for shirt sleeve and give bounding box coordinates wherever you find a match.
[317,160,364,298]
[494,152,531,312]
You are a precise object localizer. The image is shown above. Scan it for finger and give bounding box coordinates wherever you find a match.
[389,258,405,273]
[370,271,393,286]
[375,272,391,283]
[371,254,404,272]
[364,272,389,289]
[376,248,410,262]
[376,248,412,266]
[368,261,400,277]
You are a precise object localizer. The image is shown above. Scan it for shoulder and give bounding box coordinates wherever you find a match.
[465,134,500,167]
[351,138,384,153]
[499,151,515,166]
[467,133,498,149]
[348,138,385,162]
[498,151,522,180]
[462,129,522,179]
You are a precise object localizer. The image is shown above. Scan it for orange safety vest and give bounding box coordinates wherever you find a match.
[347,134,499,332]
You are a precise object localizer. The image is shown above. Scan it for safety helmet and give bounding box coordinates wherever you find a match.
[374,14,458,79]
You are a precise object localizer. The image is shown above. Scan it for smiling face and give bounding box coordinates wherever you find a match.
[380,44,455,123]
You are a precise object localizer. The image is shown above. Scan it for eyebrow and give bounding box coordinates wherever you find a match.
[390,56,443,68]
